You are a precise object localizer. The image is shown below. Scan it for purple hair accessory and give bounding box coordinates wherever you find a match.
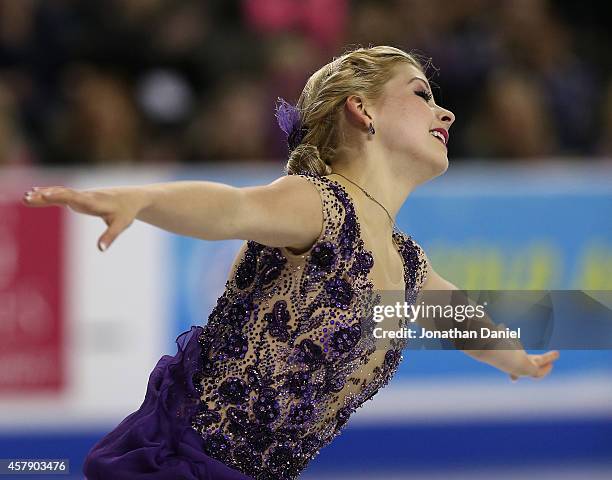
[275,97,307,152]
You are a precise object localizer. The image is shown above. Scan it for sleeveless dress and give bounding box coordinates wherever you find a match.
[83,173,428,480]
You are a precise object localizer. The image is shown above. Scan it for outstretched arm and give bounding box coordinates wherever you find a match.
[22,175,324,253]
[419,251,560,382]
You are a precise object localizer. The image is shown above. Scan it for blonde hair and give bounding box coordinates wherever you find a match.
[285,45,427,176]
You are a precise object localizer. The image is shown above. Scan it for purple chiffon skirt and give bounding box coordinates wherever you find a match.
[83,326,254,480]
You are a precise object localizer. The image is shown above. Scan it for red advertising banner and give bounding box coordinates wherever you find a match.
[0,200,64,392]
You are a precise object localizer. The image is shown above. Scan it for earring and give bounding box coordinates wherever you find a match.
[368,123,376,135]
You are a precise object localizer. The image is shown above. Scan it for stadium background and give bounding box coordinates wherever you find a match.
[1,0,611,478]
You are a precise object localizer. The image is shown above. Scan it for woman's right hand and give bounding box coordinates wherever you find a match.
[22,185,146,252]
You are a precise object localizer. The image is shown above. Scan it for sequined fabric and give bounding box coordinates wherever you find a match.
[190,173,428,479]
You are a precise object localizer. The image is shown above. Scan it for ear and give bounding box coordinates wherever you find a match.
[344,95,372,130]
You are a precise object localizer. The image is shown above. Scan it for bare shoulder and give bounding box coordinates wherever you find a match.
[269,175,314,191]
[234,174,323,249]
[266,174,320,197]
[251,174,323,216]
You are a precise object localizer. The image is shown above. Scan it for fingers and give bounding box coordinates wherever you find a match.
[24,185,132,252]
[533,351,560,367]
[40,187,78,204]
[531,351,559,379]
[534,362,554,379]
[512,350,560,382]
[544,350,560,362]
[23,186,99,216]
[98,217,133,252]
[23,186,74,207]
[22,188,48,206]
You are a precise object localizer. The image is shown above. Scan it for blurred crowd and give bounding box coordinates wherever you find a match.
[0,0,610,167]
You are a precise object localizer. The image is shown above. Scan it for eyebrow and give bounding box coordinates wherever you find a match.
[408,76,432,92]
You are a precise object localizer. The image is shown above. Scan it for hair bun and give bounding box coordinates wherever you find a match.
[285,144,333,176]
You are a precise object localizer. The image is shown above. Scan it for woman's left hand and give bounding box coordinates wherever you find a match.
[509,350,560,382]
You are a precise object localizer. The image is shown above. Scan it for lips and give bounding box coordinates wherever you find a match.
[430,128,449,146]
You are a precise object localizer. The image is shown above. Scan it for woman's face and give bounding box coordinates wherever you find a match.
[373,63,455,176]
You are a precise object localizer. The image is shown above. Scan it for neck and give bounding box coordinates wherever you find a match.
[329,149,418,234]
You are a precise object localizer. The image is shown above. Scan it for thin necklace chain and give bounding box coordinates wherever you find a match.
[332,172,398,233]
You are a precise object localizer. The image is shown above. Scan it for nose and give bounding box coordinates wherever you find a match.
[436,105,455,128]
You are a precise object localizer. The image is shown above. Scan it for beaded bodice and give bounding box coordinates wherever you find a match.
[190,173,428,479]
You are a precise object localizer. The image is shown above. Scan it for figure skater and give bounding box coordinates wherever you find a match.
[23,45,560,480]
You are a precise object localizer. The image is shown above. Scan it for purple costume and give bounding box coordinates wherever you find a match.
[83,173,428,479]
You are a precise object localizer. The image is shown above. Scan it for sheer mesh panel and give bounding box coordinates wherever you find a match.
[190,173,428,479]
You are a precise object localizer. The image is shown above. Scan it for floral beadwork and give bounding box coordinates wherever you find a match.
[323,276,354,309]
[256,249,287,287]
[218,377,250,405]
[190,173,428,479]
[263,300,291,342]
[330,323,362,353]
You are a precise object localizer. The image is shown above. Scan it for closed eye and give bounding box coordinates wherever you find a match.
[415,89,433,103]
